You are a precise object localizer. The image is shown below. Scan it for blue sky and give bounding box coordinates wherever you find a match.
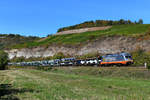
[0,0,149,37]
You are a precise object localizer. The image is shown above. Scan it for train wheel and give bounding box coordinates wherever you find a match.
[116,64,122,67]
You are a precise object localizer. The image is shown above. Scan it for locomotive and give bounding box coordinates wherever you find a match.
[100,52,133,66]
[8,52,133,67]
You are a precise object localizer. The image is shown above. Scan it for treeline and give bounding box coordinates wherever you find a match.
[0,34,40,50]
[57,19,143,32]
[0,34,39,38]
[0,50,8,70]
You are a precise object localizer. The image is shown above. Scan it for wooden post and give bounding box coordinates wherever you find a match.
[144,62,147,68]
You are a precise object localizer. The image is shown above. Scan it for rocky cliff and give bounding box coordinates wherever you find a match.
[5,36,150,59]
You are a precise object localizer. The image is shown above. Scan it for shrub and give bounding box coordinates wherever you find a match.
[77,52,100,59]
[53,52,65,59]
[147,64,150,69]
[131,49,150,66]
[11,56,25,62]
[146,27,150,35]
[0,51,9,70]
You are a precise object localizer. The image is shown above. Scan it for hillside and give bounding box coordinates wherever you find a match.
[57,19,142,32]
[0,34,40,50]
[11,24,150,49]
[5,24,150,59]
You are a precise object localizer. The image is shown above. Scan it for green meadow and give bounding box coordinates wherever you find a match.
[1,67,150,100]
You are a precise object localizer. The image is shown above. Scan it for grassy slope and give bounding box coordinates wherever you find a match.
[1,67,150,100]
[11,24,150,49]
[0,34,40,50]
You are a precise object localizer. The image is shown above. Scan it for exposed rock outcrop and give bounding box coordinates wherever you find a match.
[5,36,150,59]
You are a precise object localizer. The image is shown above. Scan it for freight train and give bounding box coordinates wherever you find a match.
[8,52,133,67]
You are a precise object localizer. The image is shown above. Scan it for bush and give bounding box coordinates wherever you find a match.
[146,27,150,35]
[0,51,9,70]
[53,52,65,59]
[147,64,150,69]
[11,56,25,62]
[131,49,150,66]
[77,52,100,59]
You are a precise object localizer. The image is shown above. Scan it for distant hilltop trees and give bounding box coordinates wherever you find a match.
[57,19,143,32]
[0,34,40,50]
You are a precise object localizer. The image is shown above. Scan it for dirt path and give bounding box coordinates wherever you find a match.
[56,26,112,35]
[38,26,112,42]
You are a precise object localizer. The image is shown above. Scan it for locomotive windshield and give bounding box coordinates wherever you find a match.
[125,55,132,59]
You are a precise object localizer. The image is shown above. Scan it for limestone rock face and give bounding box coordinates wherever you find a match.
[5,36,150,59]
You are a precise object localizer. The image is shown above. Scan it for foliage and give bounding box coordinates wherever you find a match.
[131,49,150,66]
[0,51,8,70]
[147,64,150,69]
[146,27,150,35]
[0,34,40,50]
[11,57,26,62]
[57,19,143,32]
[52,52,65,59]
[76,52,100,59]
[138,19,143,24]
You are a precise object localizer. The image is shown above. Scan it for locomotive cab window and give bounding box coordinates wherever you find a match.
[125,56,132,59]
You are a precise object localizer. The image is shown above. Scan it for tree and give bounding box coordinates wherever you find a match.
[108,20,113,25]
[119,19,125,24]
[0,51,8,70]
[57,19,136,32]
[127,20,132,24]
[138,19,143,24]
[134,21,137,24]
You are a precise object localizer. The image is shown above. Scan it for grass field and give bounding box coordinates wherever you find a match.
[12,24,150,49]
[1,67,150,100]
